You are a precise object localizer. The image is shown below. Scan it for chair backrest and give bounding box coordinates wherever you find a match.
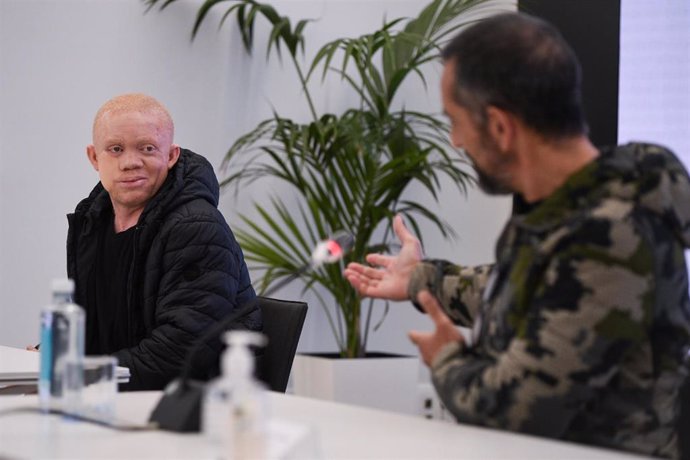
[254,296,308,393]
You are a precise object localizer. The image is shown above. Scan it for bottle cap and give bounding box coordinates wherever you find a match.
[50,278,75,294]
[222,331,267,378]
[224,330,267,348]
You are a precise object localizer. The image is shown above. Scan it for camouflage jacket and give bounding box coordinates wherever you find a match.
[408,143,690,458]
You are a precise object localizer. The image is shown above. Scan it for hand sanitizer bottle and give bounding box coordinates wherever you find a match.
[203,330,267,459]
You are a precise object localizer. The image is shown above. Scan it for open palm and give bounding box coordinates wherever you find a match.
[344,215,423,301]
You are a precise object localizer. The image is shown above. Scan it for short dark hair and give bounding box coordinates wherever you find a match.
[442,13,587,139]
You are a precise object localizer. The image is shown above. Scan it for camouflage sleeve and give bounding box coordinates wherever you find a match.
[429,217,654,437]
[408,260,493,327]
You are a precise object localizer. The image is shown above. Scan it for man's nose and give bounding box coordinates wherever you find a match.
[120,149,143,170]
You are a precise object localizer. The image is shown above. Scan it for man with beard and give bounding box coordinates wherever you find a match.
[344,13,690,459]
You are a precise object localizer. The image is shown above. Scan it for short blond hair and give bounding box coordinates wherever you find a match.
[92,93,174,142]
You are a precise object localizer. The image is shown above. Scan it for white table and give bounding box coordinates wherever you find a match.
[0,390,647,459]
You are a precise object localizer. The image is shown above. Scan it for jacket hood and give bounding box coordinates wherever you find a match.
[146,148,219,214]
[520,143,690,248]
[598,143,690,248]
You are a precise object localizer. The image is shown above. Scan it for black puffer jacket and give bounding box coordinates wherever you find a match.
[67,149,260,390]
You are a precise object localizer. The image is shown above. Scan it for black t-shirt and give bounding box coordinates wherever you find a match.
[85,215,135,355]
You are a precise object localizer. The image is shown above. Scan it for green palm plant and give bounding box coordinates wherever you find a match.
[145,0,488,357]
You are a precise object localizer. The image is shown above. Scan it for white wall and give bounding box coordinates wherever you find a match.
[619,0,689,162]
[618,0,690,289]
[0,0,514,354]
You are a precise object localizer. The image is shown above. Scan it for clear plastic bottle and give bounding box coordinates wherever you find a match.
[38,278,85,415]
[203,330,268,460]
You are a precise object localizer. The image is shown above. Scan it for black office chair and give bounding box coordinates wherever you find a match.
[254,296,308,393]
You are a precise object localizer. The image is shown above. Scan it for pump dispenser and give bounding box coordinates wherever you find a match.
[203,330,268,459]
[225,331,265,382]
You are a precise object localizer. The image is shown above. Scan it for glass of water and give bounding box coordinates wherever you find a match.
[80,355,118,422]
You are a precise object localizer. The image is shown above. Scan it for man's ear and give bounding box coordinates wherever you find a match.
[86,145,99,171]
[485,106,515,153]
[168,145,181,170]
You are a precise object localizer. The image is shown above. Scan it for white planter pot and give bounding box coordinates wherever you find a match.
[291,353,419,415]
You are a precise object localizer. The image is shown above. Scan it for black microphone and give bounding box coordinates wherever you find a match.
[148,231,354,432]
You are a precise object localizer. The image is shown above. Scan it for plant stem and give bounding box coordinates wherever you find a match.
[291,54,318,121]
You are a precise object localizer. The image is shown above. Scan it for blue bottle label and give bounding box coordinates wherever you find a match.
[39,312,54,384]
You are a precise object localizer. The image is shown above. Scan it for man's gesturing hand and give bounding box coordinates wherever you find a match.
[409,291,463,366]
[343,214,423,301]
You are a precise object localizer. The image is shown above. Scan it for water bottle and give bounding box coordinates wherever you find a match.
[38,278,85,415]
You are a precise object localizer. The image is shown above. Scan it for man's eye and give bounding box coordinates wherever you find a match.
[143,145,157,153]
[110,146,123,153]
